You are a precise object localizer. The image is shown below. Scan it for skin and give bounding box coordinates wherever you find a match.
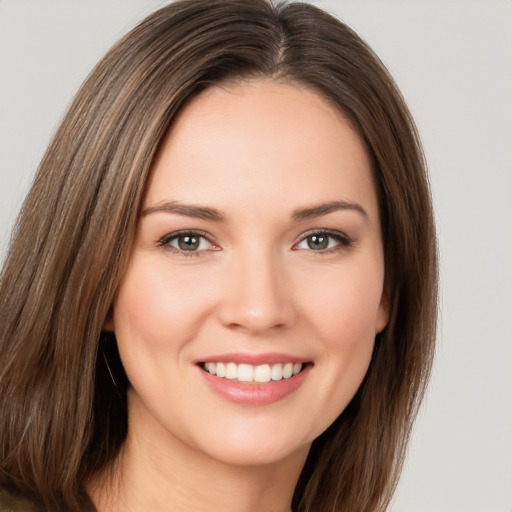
[96,79,389,512]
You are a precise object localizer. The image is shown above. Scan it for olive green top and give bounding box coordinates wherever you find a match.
[0,491,31,512]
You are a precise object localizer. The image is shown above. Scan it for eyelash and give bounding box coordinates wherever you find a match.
[158,229,354,257]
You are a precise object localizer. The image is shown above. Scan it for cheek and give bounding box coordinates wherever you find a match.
[287,262,383,438]
[112,257,215,369]
[298,258,383,396]
[299,261,385,345]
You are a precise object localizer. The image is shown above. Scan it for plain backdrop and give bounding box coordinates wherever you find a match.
[1,1,511,511]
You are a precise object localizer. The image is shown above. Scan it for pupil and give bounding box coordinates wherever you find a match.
[308,235,328,250]
[179,235,199,251]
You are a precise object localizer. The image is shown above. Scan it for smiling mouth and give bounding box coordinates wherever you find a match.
[199,362,309,384]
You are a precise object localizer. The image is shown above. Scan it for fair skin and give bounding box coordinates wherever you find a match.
[94,79,388,512]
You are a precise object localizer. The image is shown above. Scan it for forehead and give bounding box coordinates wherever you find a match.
[145,79,378,221]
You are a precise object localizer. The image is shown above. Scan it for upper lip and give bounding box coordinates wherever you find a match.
[196,352,311,366]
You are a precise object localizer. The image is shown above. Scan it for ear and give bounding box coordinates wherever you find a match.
[375,287,390,334]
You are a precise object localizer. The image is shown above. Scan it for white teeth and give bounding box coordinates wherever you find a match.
[282,362,293,379]
[225,362,238,379]
[254,364,271,383]
[237,364,254,382]
[271,363,283,381]
[216,362,226,378]
[203,362,303,383]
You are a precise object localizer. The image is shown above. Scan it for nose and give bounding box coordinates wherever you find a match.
[216,245,297,335]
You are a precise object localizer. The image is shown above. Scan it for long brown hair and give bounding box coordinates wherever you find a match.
[0,1,438,510]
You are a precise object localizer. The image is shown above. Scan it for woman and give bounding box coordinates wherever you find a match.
[0,1,438,511]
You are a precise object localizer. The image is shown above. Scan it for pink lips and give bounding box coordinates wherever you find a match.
[196,353,312,406]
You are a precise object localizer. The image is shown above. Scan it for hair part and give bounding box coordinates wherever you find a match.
[0,1,437,511]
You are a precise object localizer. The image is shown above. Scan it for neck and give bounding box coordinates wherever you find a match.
[89,394,309,512]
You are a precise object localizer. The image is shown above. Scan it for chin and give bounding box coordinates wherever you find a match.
[182,415,317,469]
[201,436,310,469]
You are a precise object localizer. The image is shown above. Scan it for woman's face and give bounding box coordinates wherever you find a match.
[109,79,389,468]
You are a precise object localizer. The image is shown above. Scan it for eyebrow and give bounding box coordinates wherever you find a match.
[292,200,368,222]
[141,201,225,222]
[141,199,368,223]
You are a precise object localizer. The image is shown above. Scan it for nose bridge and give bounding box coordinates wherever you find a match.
[217,240,294,333]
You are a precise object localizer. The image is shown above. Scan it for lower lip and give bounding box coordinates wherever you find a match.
[198,365,311,406]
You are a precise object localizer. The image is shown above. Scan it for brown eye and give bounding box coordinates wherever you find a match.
[295,230,353,253]
[307,234,329,250]
[177,234,200,251]
[161,231,215,255]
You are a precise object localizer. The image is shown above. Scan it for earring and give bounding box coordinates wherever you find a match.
[102,347,121,394]
[100,332,127,396]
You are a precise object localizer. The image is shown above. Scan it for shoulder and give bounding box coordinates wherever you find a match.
[0,490,32,512]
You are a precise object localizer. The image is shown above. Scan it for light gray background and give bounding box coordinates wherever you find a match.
[1,1,511,511]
